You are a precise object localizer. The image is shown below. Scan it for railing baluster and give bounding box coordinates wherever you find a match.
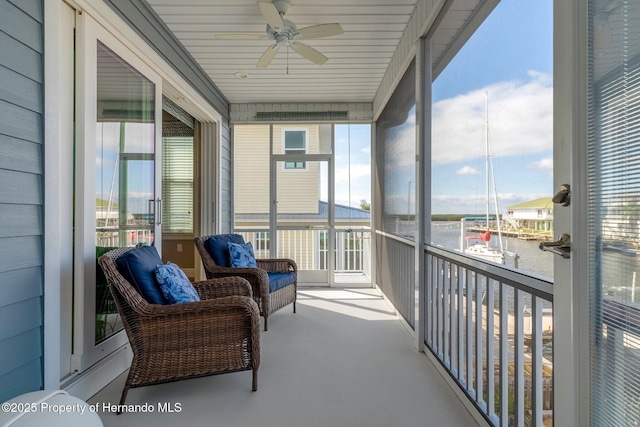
[444,260,451,367]
[437,257,444,358]
[515,289,524,427]
[487,278,495,419]
[476,273,483,408]
[500,282,508,427]
[431,254,437,349]
[451,263,458,376]
[458,264,465,385]
[467,268,474,397]
[532,296,543,427]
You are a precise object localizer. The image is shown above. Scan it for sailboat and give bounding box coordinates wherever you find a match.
[464,92,505,264]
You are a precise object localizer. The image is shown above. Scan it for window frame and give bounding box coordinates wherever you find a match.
[281,128,309,171]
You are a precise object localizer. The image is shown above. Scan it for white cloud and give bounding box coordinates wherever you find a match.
[432,71,553,165]
[528,157,553,169]
[457,166,480,175]
[335,163,370,183]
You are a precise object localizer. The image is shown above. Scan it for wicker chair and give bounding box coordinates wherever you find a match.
[195,234,297,331]
[98,247,260,412]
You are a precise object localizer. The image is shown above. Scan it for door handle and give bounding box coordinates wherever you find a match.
[148,199,155,225]
[156,198,162,225]
[539,233,571,258]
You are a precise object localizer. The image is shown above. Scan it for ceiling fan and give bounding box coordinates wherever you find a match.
[215,0,343,68]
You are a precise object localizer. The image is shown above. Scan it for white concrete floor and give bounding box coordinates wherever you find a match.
[89,288,481,427]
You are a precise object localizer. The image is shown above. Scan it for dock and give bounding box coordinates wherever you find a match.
[467,227,552,241]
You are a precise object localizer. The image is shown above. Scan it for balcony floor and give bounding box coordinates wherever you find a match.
[90,288,481,427]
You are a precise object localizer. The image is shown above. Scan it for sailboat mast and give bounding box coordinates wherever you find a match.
[485,92,490,244]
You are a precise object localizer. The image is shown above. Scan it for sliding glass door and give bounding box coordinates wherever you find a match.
[76,13,162,370]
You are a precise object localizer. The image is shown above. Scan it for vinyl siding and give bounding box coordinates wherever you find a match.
[234,124,320,216]
[0,0,44,401]
[220,123,233,233]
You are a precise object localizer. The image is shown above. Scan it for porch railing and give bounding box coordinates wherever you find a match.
[425,245,553,427]
[96,227,154,247]
[236,228,371,277]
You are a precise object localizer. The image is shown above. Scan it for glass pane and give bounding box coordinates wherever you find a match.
[162,133,194,234]
[589,1,640,425]
[285,130,306,149]
[95,41,155,344]
[431,0,553,280]
[376,60,416,240]
[334,124,372,284]
[276,160,328,271]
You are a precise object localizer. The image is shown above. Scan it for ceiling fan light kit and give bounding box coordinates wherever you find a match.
[216,0,343,69]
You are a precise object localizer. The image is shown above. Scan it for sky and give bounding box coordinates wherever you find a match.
[332,124,371,208]
[431,0,554,215]
[330,0,554,215]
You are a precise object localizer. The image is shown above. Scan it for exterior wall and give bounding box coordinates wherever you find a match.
[233,125,270,215]
[234,124,320,215]
[0,0,45,401]
[274,124,320,214]
[510,207,553,221]
[220,123,233,232]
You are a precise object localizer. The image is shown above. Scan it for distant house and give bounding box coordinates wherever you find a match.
[506,198,553,232]
[234,124,370,270]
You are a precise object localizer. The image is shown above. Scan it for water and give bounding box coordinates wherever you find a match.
[431,221,555,280]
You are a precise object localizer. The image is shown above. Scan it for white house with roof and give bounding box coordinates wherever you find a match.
[506,197,554,233]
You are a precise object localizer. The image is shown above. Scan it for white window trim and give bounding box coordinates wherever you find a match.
[281,127,309,171]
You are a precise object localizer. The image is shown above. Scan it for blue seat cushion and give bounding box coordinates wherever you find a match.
[267,272,297,293]
[116,246,166,304]
[205,234,245,267]
[228,241,257,268]
[155,262,200,304]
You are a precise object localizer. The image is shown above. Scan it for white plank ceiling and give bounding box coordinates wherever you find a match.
[146,0,483,105]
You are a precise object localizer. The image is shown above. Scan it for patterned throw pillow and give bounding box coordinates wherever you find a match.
[228,242,257,268]
[154,262,201,304]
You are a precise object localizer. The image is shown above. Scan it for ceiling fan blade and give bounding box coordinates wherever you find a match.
[215,33,266,40]
[295,23,343,39]
[257,1,284,30]
[290,41,328,65]
[257,44,280,68]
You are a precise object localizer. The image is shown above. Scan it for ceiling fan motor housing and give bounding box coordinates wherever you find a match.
[272,0,291,15]
[267,19,297,38]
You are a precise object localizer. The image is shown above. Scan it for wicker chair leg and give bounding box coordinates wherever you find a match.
[264,315,268,331]
[252,368,258,391]
[117,386,130,415]
[293,301,296,313]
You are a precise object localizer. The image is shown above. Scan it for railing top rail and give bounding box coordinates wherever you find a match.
[426,244,553,301]
[375,229,416,247]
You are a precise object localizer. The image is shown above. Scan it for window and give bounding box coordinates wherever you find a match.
[284,129,307,169]
[162,121,194,234]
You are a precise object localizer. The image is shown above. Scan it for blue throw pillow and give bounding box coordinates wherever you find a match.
[228,242,257,268]
[116,246,166,304]
[205,234,245,267]
[154,262,201,304]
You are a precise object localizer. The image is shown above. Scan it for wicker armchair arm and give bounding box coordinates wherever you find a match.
[134,294,259,319]
[205,267,269,297]
[193,277,253,300]
[128,296,260,364]
[256,258,298,273]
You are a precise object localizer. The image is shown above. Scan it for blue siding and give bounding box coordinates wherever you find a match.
[0,0,44,402]
[220,124,233,232]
